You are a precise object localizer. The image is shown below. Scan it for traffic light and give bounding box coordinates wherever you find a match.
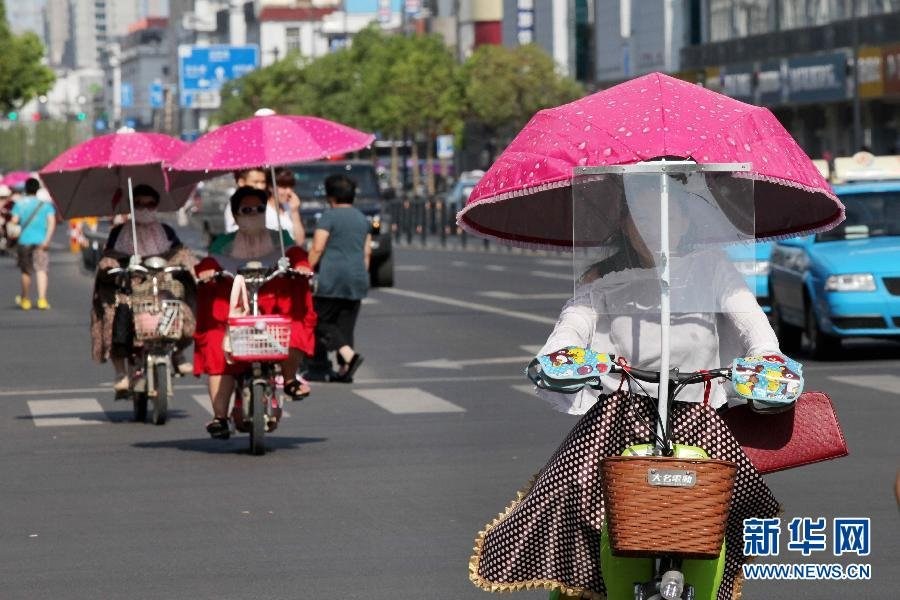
[76,112,87,121]
[31,113,41,122]
[6,111,18,120]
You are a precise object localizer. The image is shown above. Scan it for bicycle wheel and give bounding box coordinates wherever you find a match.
[152,362,169,425]
[249,381,267,455]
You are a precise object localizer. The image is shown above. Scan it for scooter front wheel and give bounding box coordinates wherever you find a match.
[249,381,267,455]
[152,362,169,425]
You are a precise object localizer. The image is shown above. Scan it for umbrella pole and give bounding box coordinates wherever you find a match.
[127,176,140,264]
[269,165,286,259]
[657,169,671,454]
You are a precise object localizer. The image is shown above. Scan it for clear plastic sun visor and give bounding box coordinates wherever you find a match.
[571,163,757,315]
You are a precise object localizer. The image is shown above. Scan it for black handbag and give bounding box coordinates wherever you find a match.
[111,302,135,352]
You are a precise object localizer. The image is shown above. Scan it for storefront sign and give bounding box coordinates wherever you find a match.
[786,52,849,104]
[756,60,785,106]
[883,43,900,96]
[857,46,884,98]
[721,63,754,102]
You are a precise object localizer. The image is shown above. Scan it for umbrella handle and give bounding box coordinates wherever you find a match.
[269,165,286,258]
[127,176,141,261]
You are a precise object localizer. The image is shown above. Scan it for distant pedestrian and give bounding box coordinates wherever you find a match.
[10,178,57,310]
[307,174,370,382]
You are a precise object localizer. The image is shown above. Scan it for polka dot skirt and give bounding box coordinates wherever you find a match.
[470,392,779,599]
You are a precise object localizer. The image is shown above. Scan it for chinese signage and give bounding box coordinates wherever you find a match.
[857,46,884,98]
[786,52,849,104]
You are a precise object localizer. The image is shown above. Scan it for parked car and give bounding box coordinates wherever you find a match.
[443,170,484,232]
[289,160,394,287]
[726,241,773,313]
[769,153,900,358]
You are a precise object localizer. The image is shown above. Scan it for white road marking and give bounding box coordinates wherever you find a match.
[192,394,214,416]
[361,297,379,305]
[537,258,571,267]
[530,270,571,281]
[827,375,900,395]
[484,264,508,272]
[192,393,292,418]
[353,388,465,414]
[395,265,427,271]
[450,261,468,267]
[520,345,542,354]
[27,399,108,427]
[405,356,532,370]
[479,291,570,300]
[378,288,556,324]
[512,384,536,396]
[0,384,207,397]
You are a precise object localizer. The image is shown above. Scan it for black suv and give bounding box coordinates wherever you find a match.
[289,160,394,287]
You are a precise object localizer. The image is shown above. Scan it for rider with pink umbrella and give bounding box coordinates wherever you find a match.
[463,73,845,600]
[167,109,374,437]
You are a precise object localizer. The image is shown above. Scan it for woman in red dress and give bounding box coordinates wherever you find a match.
[193,186,316,439]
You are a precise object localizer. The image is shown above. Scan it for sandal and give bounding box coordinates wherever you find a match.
[205,417,230,440]
[284,378,311,400]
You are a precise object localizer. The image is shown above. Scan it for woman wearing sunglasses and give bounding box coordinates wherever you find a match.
[193,186,317,439]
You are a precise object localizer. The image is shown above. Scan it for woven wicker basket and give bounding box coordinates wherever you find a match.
[601,455,737,559]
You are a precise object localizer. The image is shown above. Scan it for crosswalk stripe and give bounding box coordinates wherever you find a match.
[353,388,466,414]
[827,374,900,395]
[27,398,109,427]
[193,393,292,418]
[512,384,536,396]
[192,394,214,416]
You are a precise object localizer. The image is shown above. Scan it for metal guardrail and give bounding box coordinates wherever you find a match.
[385,196,491,250]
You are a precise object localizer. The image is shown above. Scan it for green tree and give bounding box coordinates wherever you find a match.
[461,43,583,161]
[0,1,56,113]
[382,34,462,194]
[215,54,314,124]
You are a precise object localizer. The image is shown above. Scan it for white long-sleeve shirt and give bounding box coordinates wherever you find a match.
[537,250,780,413]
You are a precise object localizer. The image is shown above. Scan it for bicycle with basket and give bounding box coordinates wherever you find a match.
[110,256,189,425]
[218,259,310,455]
[529,348,804,600]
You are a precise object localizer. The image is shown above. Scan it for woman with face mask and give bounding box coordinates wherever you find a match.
[193,186,317,439]
[90,184,198,393]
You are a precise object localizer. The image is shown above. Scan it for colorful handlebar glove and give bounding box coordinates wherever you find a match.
[528,346,614,393]
[731,353,804,408]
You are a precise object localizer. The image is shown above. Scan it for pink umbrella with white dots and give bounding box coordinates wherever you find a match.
[39,130,191,218]
[457,72,844,248]
[165,109,375,193]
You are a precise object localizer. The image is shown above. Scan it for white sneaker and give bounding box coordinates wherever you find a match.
[176,361,193,376]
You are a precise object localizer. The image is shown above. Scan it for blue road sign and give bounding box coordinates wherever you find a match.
[178,44,259,109]
[121,83,134,108]
[149,82,164,109]
[125,118,137,129]
[94,118,107,132]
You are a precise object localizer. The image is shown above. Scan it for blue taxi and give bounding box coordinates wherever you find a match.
[726,242,773,313]
[768,154,900,358]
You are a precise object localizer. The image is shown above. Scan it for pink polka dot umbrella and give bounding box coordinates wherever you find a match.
[39,130,191,219]
[457,72,845,248]
[165,111,375,194]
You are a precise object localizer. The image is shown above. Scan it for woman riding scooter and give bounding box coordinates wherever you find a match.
[193,186,316,440]
[90,184,197,393]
